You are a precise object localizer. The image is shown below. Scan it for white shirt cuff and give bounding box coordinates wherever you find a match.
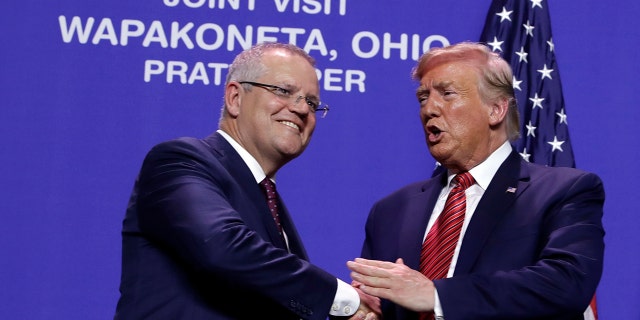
[434,287,444,318]
[329,279,360,316]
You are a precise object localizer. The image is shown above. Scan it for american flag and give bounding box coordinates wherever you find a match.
[479,0,597,319]
[480,0,574,167]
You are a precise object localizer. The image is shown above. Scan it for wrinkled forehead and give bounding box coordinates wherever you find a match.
[415,49,487,80]
[418,61,480,87]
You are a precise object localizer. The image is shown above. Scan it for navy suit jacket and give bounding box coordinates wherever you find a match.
[360,151,605,320]
[115,132,337,319]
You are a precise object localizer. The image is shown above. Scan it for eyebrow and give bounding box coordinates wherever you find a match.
[306,93,320,102]
[285,83,320,101]
[418,80,455,93]
[433,80,454,90]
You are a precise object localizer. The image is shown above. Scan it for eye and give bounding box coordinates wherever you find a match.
[441,87,458,99]
[272,86,291,97]
[305,98,319,111]
[416,88,429,104]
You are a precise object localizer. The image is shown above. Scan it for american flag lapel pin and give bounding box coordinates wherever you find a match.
[506,187,517,193]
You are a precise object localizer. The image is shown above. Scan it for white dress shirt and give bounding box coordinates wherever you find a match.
[217,130,359,317]
[429,141,512,318]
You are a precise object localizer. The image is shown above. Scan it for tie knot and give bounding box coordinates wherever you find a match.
[453,172,474,190]
[260,178,277,200]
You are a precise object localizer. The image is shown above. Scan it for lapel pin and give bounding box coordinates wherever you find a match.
[506,187,517,193]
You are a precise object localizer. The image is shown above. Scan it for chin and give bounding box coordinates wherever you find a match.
[277,143,305,158]
[428,148,450,164]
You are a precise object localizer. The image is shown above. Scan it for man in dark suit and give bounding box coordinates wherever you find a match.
[115,42,379,320]
[347,42,604,319]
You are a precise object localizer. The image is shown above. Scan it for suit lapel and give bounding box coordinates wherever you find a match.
[398,173,447,270]
[454,151,531,274]
[277,201,309,260]
[202,133,291,252]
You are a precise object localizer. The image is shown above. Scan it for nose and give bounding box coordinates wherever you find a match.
[421,97,441,119]
[289,95,311,117]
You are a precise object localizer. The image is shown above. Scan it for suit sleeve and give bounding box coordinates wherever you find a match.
[436,171,605,319]
[135,139,337,319]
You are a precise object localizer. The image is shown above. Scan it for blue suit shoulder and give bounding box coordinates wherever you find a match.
[377,179,435,202]
[523,161,604,191]
[141,135,225,169]
[148,136,210,156]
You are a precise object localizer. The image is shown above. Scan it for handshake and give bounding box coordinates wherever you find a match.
[346,257,438,320]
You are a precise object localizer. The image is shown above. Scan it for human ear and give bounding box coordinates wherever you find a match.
[225,82,242,117]
[489,97,509,126]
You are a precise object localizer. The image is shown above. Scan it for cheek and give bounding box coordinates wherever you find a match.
[445,108,471,133]
[302,122,316,144]
[449,107,488,135]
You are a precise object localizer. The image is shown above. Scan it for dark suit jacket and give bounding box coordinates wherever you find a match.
[115,132,337,319]
[360,151,605,320]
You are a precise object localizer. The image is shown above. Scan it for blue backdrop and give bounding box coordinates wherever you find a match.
[2,1,638,319]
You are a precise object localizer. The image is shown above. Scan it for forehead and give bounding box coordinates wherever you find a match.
[419,61,479,88]
[261,50,318,84]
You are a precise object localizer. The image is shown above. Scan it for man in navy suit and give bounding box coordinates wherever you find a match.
[115,42,380,319]
[347,42,604,319]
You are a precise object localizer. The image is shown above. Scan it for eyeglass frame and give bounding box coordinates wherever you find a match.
[237,81,330,118]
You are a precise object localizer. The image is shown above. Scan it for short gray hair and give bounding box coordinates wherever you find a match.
[218,42,316,125]
[225,42,315,85]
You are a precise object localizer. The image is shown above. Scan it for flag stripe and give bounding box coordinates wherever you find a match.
[479,0,596,318]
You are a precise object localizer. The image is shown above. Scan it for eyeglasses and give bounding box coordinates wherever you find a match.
[238,81,330,118]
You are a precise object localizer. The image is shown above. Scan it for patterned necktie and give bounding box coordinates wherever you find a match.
[419,172,475,320]
[259,178,284,237]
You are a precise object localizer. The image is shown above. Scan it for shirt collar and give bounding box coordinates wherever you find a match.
[447,141,512,190]
[217,129,269,184]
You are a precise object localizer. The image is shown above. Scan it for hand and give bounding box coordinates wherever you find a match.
[348,310,379,320]
[349,281,381,319]
[347,258,435,312]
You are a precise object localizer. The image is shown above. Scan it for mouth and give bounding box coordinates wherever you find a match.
[426,124,442,142]
[279,120,301,132]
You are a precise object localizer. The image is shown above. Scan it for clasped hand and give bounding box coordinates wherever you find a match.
[348,284,381,320]
[347,258,436,313]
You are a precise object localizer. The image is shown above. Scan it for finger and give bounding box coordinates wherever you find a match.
[349,262,393,278]
[354,258,396,268]
[348,262,380,278]
[347,260,364,272]
[350,271,366,284]
[359,284,393,300]
[351,269,393,288]
[367,296,382,314]
[365,312,378,320]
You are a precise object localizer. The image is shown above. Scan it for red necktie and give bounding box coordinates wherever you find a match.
[419,172,474,320]
[259,178,284,237]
